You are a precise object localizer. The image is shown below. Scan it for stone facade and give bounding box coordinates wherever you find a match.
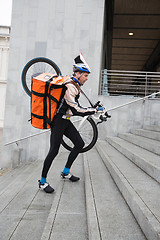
[0,26,10,127]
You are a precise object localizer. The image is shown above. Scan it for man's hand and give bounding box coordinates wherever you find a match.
[97,106,103,111]
[96,106,103,112]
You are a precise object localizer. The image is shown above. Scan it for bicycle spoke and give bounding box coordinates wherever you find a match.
[61,115,98,152]
[22,57,61,96]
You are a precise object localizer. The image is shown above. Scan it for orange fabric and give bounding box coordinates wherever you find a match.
[31,73,68,129]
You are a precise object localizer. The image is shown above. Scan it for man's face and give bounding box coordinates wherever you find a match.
[77,72,89,86]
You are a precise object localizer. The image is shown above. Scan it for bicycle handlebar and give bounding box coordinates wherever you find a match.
[93,100,111,124]
[93,101,101,108]
[92,100,111,125]
[96,112,111,125]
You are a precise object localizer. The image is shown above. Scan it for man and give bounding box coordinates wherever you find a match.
[38,53,97,193]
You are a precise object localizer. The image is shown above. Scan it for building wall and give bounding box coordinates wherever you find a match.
[1,0,105,168]
[0,26,10,127]
[97,95,160,139]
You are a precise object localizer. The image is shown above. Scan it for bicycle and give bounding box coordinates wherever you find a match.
[21,57,111,153]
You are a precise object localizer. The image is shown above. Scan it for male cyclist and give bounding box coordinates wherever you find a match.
[38,53,97,193]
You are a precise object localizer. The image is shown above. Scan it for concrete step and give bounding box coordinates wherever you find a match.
[131,128,160,141]
[144,125,160,132]
[106,136,160,183]
[1,152,87,240]
[0,161,52,240]
[83,148,146,240]
[0,161,41,213]
[0,164,34,193]
[96,140,160,240]
[119,132,160,155]
[40,153,87,240]
[1,146,147,240]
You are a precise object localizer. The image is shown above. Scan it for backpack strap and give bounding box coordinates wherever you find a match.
[65,79,81,93]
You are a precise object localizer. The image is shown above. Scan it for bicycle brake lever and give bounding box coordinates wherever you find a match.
[97,120,103,125]
[93,101,100,108]
[105,112,111,118]
[97,115,107,125]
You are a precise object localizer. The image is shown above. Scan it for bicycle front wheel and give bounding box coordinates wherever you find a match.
[21,57,62,96]
[61,116,98,153]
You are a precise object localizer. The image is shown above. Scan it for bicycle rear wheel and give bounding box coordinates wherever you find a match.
[21,57,62,96]
[61,116,98,153]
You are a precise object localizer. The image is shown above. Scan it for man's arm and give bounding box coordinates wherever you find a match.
[64,84,96,116]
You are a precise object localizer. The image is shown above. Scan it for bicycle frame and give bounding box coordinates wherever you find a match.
[76,115,88,130]
[71,110,107,132]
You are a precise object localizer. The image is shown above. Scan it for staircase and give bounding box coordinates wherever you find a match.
[96,125,160,240]
[0,125,160,240]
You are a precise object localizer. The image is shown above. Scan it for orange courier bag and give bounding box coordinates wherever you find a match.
[31,73,68,129]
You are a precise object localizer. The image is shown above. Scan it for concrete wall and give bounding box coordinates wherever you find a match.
[97,95,160,139]
[1,0,105,168]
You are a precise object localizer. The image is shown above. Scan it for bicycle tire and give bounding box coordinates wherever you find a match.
[21,57,62,96]
[61,116,98,153]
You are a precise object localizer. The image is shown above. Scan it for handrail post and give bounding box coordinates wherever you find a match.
[145,72,148,96]
[102,69,109,95]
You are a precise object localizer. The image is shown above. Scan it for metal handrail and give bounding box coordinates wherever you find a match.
[101,69,160,97]
[107,91,160,112]
[104,73,160,78]
[103,69,160,74]
[4,91,160,146]
[4,129,50,146]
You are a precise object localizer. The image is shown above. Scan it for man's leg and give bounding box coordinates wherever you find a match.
[39,117,68,192]
[41,117,67,178]
[61,120,84,181]
[39,126,61,193]
[41,128,61,179]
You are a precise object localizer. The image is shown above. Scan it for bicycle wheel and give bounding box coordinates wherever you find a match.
[61,116,98,153]
[21,57,62,96]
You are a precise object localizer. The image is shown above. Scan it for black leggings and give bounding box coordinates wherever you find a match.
[41,115,85,178]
